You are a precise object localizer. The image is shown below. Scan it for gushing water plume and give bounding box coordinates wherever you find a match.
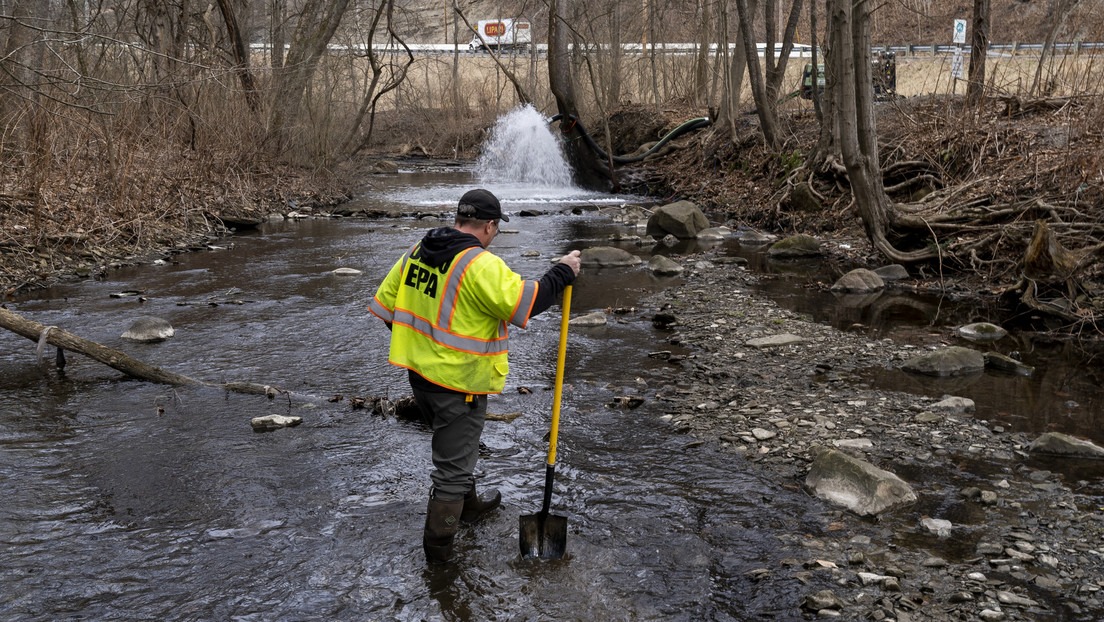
[475,105,575,188]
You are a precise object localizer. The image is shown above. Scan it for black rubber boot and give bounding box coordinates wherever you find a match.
[460,484,501,524]
[423,495,464,564]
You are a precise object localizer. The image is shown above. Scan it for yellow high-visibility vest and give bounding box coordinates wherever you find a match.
[369,243,538,394]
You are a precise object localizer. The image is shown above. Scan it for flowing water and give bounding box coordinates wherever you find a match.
[1,109,1102,621]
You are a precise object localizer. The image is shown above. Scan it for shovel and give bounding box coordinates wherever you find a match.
[519,284,572,559]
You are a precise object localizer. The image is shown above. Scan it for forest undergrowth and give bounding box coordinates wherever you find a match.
[630,93,1104,332]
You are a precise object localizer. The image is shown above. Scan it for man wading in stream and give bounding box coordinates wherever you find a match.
[369,188,582,564]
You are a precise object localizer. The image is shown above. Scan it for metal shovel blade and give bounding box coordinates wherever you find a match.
[519,511,567,559]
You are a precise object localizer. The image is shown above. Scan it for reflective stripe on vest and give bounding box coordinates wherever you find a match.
[510,281,537,327]
[367,297,393,322]
[391,309,509,354]
[392,246,509,350]
[367,245,415,323]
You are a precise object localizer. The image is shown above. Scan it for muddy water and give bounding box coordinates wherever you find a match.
[0,171,847,621]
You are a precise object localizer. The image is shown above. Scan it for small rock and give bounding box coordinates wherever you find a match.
[734,227,777,245]
[752,427,777,441]
[803,589,845,611]
[833,438,873,449]
[121,316,175,343]
[913,411,943,423]
[949,591,975,603]
[930,396,974,414]
[857,572,891,586]
[996,590,1039,607]
[250,414,302,431]
[955,322,1008,342]
[746,333,806,348]
[580,246,643,267]
[569,312,608,327]
[901,346,985,377]
[921,518,953,537]
[696,226,732,241]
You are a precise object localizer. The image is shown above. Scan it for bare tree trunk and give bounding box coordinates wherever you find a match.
[733,0,780,148]
[809,0,838,167]
[270,0,287,68]
[828,0,933,263]
[647,0,659,107]
[966,0,989,107]
[715,0,747,138]
[693,0,713,106]
[763,0,804,102]
[1030,0,1076,97]
[2,0,50,232]
[344,0,414,157]
[548,0,611,190]
[267,0,353,155]
[216,0,260,111]
[608,2,623,106]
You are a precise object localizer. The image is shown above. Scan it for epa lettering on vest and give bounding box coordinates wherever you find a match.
[404,264,439,297]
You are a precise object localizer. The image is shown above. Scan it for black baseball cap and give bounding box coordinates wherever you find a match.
[457,188,509,222]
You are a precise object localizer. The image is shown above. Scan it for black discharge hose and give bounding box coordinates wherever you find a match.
[549,113,712,165]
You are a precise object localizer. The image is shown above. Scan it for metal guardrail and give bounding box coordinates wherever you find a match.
[249,41,1104,58]
[877,42,1104,55]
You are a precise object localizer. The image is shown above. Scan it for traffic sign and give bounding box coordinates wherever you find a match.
[953,19,967,44]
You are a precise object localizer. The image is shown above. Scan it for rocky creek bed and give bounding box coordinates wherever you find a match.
[4,194,1103,620]
[636,250,1104,620]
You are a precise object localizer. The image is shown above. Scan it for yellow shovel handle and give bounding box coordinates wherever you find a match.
[546,285,571,466]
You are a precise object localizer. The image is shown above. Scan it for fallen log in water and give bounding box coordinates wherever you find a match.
[1,306,534,415]
[0,305,282,397]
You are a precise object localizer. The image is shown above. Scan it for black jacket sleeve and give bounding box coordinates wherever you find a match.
[530,263,577,317]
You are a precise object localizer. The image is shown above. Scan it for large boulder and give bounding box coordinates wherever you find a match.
[805,447,917,516]
[830,268,885,293]
[1029,432,1104,458]
[580,246,642,267]
[645,201,710,239]
[121,316,175,343]
[901,346,985,377]
[767,234,823,258]
[874,264,910,282]
[984,352,1034,376]
[648,255,684,276]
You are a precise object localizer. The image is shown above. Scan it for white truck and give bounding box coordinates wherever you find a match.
[469,18,532,52]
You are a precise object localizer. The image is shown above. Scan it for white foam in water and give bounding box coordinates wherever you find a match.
[475,104,575,188]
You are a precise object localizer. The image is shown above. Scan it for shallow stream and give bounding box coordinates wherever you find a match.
[3,123,1103,620]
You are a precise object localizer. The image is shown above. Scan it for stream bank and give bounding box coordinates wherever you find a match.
[639,245,1104,620]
